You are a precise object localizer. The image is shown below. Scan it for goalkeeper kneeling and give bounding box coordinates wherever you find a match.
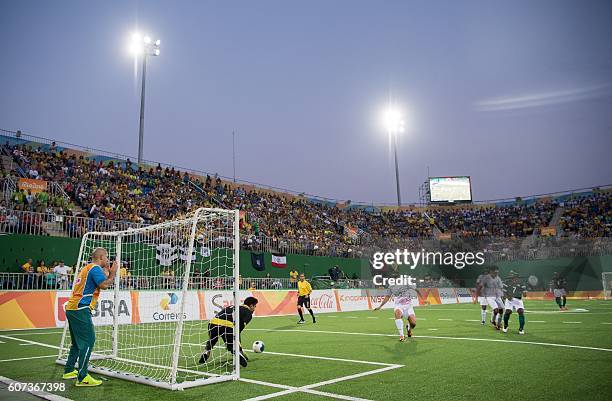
[199,296,258,367]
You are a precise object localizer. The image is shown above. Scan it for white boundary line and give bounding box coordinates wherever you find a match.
[0,333,400,401]
[0,375,73,401]
[246,328,612,353]
[0,354,57,363]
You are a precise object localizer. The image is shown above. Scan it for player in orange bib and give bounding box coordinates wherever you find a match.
[62,248,118,386]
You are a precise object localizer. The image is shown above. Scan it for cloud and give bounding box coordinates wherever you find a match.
[475,84,612,111]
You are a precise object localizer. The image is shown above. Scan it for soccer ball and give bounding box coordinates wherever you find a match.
[252,340,265,353]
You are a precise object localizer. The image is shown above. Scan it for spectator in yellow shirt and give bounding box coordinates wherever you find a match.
[289,269,299,289]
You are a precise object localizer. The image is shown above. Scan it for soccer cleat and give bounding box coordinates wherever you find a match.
[502,327,508,333]
[75,374,102,387]
[62,370,78,380]
[312,318,316,324]
[407,328,413,338]
[399,335,406,342]
[239,351,248,367]
[198,350,210,364]
[519,330,525,335]
[481,320,485,325]
[297,320,305,324]
[491,321,497,328]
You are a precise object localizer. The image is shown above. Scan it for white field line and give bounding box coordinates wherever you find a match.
[465,319,481,322]
[0,354,57,363]
[428,329,439,331]
[562,322,582,324]
[242,365,403,401]
[0,333,399,401]
[602,322,612,325]
[438,318,452,321]
[529,321,546,323]
[186,342,399,367]
[0,375,73,401]
[246,328,612,352]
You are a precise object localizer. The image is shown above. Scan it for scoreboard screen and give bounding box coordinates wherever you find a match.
[429,176,472,203]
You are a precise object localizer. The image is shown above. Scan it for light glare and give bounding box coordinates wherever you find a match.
[144,36,152,44]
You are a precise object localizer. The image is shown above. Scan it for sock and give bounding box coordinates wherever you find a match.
[503,313,510,329]
[518,314,525,330]
[395,319,404,337]
[555,297,562,308]
[497,312,502,325]
[481,309,486,322]
[298,309,304,321]
[307,308,315,321]
[562,297,567,307]
[492,309,498,324]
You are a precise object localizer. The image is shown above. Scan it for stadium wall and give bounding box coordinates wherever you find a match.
[0,234,365,278]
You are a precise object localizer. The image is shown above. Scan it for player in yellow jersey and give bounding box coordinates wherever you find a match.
[62,248,118,387]
[297,273,316,324]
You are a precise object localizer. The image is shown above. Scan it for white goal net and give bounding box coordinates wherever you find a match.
[56,208,240,390]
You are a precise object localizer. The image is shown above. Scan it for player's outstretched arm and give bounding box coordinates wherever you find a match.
[374,295,390,311]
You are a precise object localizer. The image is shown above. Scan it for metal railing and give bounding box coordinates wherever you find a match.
[0,208,148,238]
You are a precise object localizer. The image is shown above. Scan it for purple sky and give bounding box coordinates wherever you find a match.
[1,0,611,204]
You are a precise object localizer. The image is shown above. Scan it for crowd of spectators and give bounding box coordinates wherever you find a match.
[559,194,611,237]
[1,141,610,263]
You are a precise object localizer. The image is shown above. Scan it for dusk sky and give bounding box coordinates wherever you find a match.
[1,0,611,204]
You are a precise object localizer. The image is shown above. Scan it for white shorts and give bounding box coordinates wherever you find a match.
[394,304,415,319]
[553,289,567,297]
[504,298,525,311]
[495,297,504,309]
[480,296,500,309]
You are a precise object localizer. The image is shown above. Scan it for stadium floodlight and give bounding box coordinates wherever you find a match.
[129,31,161,164]
[382,105,405,208]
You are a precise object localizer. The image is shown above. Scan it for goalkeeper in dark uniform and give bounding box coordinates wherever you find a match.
[551,272,568,311]
[199,296,258,367]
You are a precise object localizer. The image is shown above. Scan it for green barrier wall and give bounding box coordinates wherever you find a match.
[0,235,365,278]
[1,235,610,289]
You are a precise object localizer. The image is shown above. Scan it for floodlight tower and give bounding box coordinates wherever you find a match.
[384,107,405,208]
[129,33,161,164]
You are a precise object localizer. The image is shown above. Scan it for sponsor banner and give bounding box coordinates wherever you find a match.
[308,290,338,313]
[0,291,56,330]
[438,288,458,305]
[336,289,371,312]
[55,291,133,327]
[18,178,47,194]
[137,291,199,324]
[455,288,474,303]
[416,288,442,305]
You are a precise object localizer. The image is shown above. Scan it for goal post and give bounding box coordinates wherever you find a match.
[56,208,240,390]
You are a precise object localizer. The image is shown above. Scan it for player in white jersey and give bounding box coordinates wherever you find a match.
[475,268,490,325]
[374,284,417,342]
[488,268,505,329]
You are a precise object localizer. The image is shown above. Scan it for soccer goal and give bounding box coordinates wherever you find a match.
[603,272,612,301]
[56,208,240,390]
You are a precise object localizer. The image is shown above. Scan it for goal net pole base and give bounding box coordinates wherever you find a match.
[56,358,236,390]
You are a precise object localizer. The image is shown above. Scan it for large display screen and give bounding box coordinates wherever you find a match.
[429,176,472,203]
